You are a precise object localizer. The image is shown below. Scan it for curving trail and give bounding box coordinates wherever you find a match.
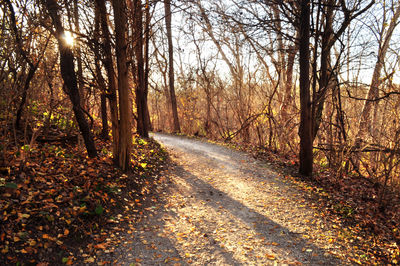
[110,133,349,265]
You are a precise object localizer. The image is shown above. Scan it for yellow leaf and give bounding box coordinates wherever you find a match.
[64,229,69,236]
[84,257,95,263]
[266,254,276,260]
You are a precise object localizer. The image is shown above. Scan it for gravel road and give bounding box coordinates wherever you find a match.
[108,133,349,265]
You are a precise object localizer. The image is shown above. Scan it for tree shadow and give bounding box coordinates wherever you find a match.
[103,179,243,265]
[173,164,343,265]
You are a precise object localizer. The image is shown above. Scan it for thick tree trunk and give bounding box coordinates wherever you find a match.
[164,0,180,133]
[112,0,132,171]
[298,0,313,177]
[42,0,97,158]
[95,0,119,161]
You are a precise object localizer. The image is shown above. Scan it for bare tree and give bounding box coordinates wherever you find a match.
[41,0,97,158]
[5,0,43,130]
[357,1,400,141]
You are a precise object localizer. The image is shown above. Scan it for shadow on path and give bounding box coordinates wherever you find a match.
[173,164,342,265]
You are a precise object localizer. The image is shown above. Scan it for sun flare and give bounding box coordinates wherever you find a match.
[63,31,74,46]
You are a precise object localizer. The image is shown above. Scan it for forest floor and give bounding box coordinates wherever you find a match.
[1,132,399,265]
[0,130,169,265]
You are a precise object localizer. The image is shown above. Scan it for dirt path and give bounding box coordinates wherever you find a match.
[109,133,349,265]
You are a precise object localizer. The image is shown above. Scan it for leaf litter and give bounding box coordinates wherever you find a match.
[0,134,168,265]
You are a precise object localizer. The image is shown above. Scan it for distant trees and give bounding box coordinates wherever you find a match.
[150,0,399,181]
[357,2,400,141]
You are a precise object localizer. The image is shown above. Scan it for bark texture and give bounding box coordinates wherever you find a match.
[298,0,313,177]
[133,0,149,138]
[112,0,132,170]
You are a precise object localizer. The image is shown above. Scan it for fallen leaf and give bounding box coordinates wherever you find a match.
[266,254,276,260]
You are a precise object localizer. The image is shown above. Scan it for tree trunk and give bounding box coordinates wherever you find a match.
[164,0,180,133]
[112,0,132,170]
[41,0,97,158]
[93,5,108,140]
[144,0,152,131]
[15,66,36,130]
[298,0,313,177]
[133,0,149,138]
[73,0,85,108]
[312,0,334,140]
[95,0,119,161]
[281,44,297,120]
[100,93,108,140]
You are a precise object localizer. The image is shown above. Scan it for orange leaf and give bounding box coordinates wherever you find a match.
[94,243,107,249]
